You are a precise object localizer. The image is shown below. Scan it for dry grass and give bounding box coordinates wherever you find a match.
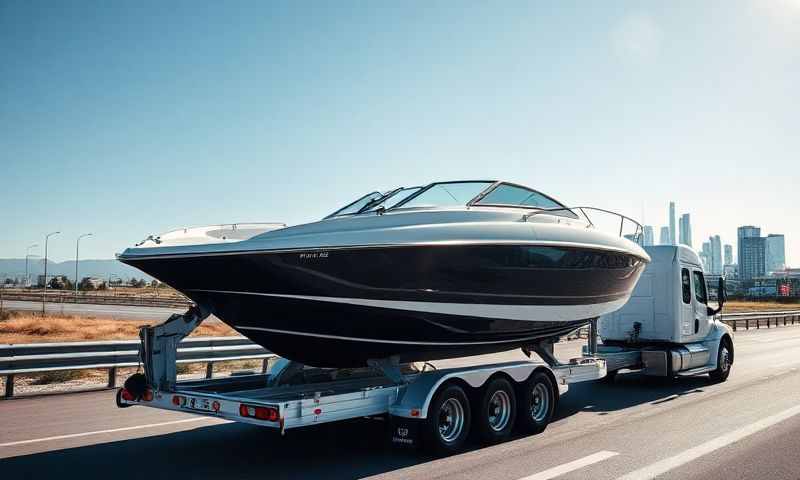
[724,300,800,313]
[0,310,236,344]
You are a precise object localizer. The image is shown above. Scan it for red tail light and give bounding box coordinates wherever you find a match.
[142,389,154,402]
[120,389,134,401]
[172,395,185,406]
[239,404,278,421]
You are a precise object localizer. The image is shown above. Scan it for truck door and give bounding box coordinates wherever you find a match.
[691,270,711,338]
[679,267,695,338]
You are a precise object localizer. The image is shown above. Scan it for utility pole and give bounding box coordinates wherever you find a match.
[75,233,93,301]
[42,231,60,315]
[25,243,39,287]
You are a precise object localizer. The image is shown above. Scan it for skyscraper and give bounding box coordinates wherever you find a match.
[669,202,676,245]
[765,234,786,273]
[738,226,764,282]
[700,242,712,273]
[678,213,692,247]
[710,235,722,275]
[642,226,654,246]
[659,226,670,245]
[724,244,733,266]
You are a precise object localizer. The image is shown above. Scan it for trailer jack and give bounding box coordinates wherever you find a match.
[139,304,211,392]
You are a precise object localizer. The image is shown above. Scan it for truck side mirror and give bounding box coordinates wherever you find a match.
[713,277,726,314]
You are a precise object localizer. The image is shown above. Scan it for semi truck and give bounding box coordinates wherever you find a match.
[117,245,732,455]
[588,245,734,382]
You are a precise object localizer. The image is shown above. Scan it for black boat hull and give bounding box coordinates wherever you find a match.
[121,243,646,367]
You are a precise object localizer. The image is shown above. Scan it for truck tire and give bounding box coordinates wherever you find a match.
[517,371,555,434]
[709,339,732,383]
[422,384,471,455]
[475,377,517,444]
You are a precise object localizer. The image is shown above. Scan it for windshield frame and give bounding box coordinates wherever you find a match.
[324,191,383,219]
[470,181,579,219]
[389,180,500,211]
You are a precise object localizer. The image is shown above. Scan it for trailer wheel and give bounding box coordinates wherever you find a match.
[709,339,732,383]
[422,384,471,455]
[517,372,555,434]
[475,377,517,443]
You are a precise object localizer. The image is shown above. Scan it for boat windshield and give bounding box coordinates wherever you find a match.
[327,191,383,218]
[394,181,493,209]
[362,186,422,212]
[475,183,579,218]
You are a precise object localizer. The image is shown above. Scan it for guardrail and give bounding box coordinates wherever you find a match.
[719,310,800,331]
[2,310,799,399]
[0,291,190,309]
[0,336,273,398]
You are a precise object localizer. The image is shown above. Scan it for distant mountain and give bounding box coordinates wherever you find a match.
[0,258,152,282]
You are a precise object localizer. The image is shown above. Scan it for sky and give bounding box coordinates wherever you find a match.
[1,1,797,268]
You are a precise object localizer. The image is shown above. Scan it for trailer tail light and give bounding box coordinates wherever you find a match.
[212,401,221,412]
[120,388,135,401]
[239,404,279,422]
[142,389,154,402]
[172,395,186,406]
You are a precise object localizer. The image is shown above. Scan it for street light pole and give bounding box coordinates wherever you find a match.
[42,231,61,315]
[75,233,93,300]
[25,244,39,287]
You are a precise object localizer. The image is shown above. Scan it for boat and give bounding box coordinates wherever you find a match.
[118,180,650,367]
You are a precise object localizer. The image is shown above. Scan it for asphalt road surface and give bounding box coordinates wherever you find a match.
[2,300,222,322]
[3,326,800,479]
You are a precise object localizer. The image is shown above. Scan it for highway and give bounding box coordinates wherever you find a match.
[3,326,800,479]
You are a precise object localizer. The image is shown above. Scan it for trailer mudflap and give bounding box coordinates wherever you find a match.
[389,415,421,448]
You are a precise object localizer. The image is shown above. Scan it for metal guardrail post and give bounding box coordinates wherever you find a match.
[262,358,269,374]
[732,320,737,332]
[205,362,213,379]
[4,374,14,398]
[757,318,760,329]
[746,319,749,330]
[108,367,117,388]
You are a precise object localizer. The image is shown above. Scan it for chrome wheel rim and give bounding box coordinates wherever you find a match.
[530,383,550,423]
[720,347,730,373]
[438,397,465,443]
[487,390,512,432]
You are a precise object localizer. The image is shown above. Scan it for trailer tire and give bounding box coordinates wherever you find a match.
[517,372,555,435]
[709,338,732,383]
[422,384,471,455]
[475,377,517,444]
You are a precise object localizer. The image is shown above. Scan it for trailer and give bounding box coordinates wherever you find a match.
[116,306,607,455]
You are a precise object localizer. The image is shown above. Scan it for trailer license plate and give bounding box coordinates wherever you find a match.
[184,396,214,412]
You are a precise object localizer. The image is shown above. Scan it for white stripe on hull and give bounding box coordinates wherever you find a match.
[235,325,568,346]
[190,289,630,322]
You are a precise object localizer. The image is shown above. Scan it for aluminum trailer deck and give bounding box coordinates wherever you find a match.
[117,308,607,454]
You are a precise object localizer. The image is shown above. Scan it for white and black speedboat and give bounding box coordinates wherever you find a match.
[119,181,650,367]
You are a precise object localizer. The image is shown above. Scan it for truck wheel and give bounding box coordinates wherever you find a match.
[475,377,517,444]
[422,384,471,455]
[709,339,732,383]
[517,372,555,434]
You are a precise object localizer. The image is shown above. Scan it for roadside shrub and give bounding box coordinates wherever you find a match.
[31,370,84,385]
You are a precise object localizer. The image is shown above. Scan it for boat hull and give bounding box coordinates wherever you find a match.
[121,243,646,367]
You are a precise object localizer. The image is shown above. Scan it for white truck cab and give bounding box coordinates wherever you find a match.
[590,245,734,382]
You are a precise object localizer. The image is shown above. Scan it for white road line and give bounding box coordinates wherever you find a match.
[617,404,800,480]
[519,451,619,480]
[0,417,217,448]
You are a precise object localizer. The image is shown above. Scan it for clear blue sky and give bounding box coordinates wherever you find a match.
[1,1,797,266]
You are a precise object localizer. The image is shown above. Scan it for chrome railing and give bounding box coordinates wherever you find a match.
[525,206,644,244]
